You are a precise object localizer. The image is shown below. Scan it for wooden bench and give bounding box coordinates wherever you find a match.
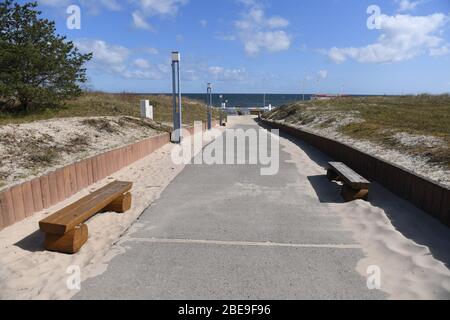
[326,162,370,202]
[39,181,133,254]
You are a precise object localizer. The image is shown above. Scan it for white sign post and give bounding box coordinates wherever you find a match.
[140,100,153,120]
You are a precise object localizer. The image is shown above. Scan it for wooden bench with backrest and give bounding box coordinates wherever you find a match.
[326,162,370,202]
[39,181,133,254]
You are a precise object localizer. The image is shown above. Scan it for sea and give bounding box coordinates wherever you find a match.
[148,93,314,110]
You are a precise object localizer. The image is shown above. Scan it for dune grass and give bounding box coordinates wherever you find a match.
[263,95,450,168]
[314,95,449,137]
[0,92,225,187]
[0,92,223,126]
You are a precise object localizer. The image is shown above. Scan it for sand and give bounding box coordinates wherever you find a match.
[0,127,220,300]
[276,122,450,300]
[211,115,450,299]
[0,116,161,191]
[1,116,449,300]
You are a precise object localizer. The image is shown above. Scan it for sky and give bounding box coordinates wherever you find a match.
[24,0,450,94]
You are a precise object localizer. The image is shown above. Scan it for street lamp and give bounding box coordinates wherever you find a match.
[171,51,182,143]
[207,83,212,130]
[301,78,307,102]
[219,94,224,126]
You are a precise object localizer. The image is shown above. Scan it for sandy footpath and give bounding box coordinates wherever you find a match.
[0,127,221,300]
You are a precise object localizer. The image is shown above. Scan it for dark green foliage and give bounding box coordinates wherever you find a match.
[0,0,92,112]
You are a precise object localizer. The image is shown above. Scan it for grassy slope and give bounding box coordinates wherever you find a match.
[0,92,222,126]
[0,92,224,188]
[263,95,450,168]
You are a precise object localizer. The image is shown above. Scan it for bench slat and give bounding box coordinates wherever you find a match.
[39,181,132,235]
[328,162,370,189]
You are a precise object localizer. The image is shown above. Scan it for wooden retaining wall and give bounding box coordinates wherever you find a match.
[0,121,219,231]
[261,119,450,228]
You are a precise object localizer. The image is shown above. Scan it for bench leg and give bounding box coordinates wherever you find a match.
[341,184,369,202]
[102,192,132,213]
[44,224,88,254]
[326,169,340,181]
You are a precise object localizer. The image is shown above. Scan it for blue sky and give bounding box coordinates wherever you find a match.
[27,0,450,94]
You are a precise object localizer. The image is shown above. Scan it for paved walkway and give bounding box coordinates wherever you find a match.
[75,117,386,299]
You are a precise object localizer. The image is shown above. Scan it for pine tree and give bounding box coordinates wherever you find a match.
[0,0,92,112]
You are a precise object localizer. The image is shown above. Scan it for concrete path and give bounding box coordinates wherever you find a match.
[75,117,387,299]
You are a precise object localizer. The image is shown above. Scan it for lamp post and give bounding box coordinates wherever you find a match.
[171,52,182,143]
[224,99,228,125]
[219,94,223,126]
[207,83,212,130]
[301,78,306,102]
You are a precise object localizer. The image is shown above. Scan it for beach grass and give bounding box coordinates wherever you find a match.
[0,92,223,126]
[264,94,450,168]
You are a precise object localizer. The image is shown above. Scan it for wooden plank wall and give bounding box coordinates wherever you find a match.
[261,119,450,228]
[0,121,220,231]
[0,132,170,230]
[0,121,221,231]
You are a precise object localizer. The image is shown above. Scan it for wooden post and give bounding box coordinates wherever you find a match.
[44,224,88,254]
[102,192,132,213]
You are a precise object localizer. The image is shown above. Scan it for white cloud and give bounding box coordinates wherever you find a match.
[214,34,237,41]
[38,0,121,12]
[75,38,249,83]
[317,70,328,79]
[39,0,187,29]
[429,45,450,57]
[131,0,189,32]
[133,58,151,69]
[98,0,121,11]
[132,11,154,31]
[38,0,69,7]
[396,0,423,12]
[145,47,159,55]
[208,66,224,75]
[327,13,449,64]
[200,19,208,28]
[177,61,249,82]
[75,39,166,80]
[266,16,290,29]
[76,39,129,69]
[135,0,189,17]
[208,66,247,81]
[182,69,199,81]
[234,1,292,55]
